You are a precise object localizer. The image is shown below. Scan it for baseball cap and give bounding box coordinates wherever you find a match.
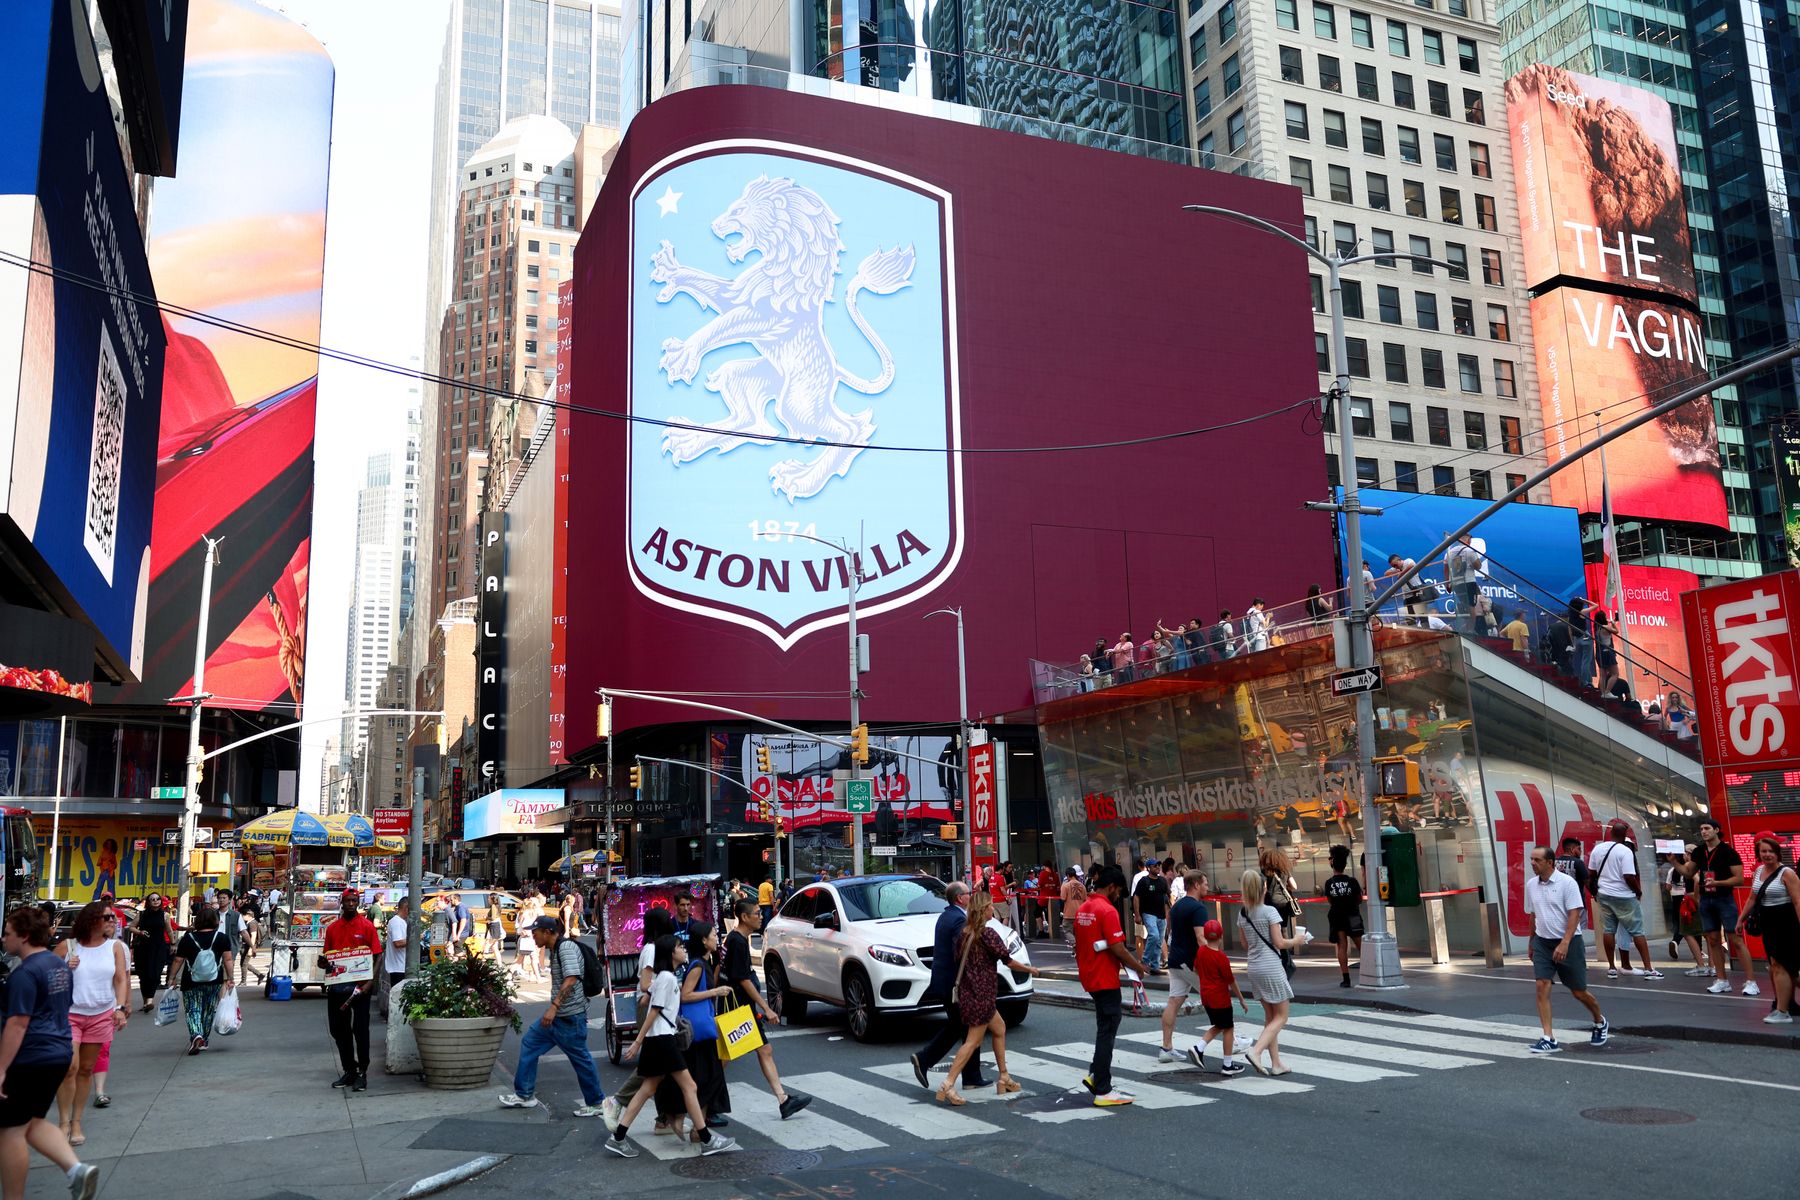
[1201,919,1223,941]
[529,915,561,933]
[1699,815,1722,830]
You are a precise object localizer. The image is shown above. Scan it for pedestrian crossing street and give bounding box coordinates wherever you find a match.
[612,1009,1597,1160]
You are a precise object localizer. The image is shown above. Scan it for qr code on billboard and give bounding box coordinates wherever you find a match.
[84,325,126,585]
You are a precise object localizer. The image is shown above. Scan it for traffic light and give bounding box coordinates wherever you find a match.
[758,795,774,822]
[850,723,870,765]
[597,703,612,739]
[756,744,772,773]
[629,763,643,790]
[939,823,959,840]
[1373,756,1421,799]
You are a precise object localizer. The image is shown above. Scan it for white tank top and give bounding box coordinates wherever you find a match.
[1754,865,1792,906]
[68,940,121,1016]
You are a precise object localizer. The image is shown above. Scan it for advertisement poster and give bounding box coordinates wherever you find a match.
[739,732,959,830]
[1682,571,1800,770]
[0,0,165,679]
[36,817,181,901]
[548,280,574,765]
[322,948,373,984]
[461,789,566,839]
[1505,65,1697,303]
[128,0,333,709]
[1529,288,1725,525]
[1583,562,1697,697]
[1336,487,1587,621]
[602,877,717,956]
[1775,421,1800,569]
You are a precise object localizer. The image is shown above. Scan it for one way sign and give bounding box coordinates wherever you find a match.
[1330,666,1384,697]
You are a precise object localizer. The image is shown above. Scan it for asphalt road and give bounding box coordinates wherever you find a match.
[455,992,1795,1199]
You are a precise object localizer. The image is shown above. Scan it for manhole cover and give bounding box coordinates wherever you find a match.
[1580,1107,1695,1126]
[671,1149,822,1180]
[1159,1069,1229,1083]
[1006,1089,1094,1114]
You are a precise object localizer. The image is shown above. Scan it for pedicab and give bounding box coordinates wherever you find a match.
[597,873,724,1064]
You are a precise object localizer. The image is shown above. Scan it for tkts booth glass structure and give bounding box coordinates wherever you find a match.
[1682,571,1800,926]
[1037,625,1704,957]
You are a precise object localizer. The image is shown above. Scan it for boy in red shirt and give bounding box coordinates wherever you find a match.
[1188,919,1249,1076]
[1073,866,1147,1106]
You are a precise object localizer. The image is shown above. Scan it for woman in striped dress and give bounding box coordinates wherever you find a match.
[1238,870,1310,1076]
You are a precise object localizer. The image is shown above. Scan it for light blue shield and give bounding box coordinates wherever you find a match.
[626,145,961,648]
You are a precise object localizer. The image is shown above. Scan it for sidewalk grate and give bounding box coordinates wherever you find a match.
[671,1149,821,1179]
[1580,1107,1694,1126]
[410,1117,571,1154]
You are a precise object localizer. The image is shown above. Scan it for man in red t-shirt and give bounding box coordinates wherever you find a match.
[1073,866,1147,1106]
[986,867,1010,926]
[321,891,382,1090]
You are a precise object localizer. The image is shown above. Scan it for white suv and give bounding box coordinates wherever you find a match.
[761,874,1032,1042]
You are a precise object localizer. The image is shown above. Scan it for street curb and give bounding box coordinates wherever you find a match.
[402,1155,509,1198]
[1616,1024,1800,1052]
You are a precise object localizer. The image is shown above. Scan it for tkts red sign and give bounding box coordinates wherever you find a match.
[968,743,997,865]
[1682,571,1800,767]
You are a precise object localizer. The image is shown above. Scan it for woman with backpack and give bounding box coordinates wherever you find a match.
[167,906,234,1056]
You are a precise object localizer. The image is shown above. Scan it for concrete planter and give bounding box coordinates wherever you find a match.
[411,1016,509,1089]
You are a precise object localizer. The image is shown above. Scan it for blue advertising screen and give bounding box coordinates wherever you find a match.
[1335,489,1587,627]
[0,0,164,678]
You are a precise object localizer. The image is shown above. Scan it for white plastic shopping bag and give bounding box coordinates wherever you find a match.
[153,987,180,1027]
[212,988,242,1036]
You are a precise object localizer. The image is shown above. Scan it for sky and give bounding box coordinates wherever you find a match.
[275,0,450,808]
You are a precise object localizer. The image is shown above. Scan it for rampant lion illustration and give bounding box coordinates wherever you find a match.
[650,175,917,501]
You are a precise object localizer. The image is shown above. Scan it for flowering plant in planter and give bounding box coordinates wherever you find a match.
[400,953,521,1032]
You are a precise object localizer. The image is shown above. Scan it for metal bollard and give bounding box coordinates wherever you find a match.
[1479,900,1505,968]
[1425,897,1450,965]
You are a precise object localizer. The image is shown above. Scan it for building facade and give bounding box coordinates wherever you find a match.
[1187,0,1546,505]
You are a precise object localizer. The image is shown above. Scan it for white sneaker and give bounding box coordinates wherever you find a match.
[1707,980,1732,995]
[1157,1048,1179,1063]
[1743,981,1762,997]
[1683,968,1711,977]
[1763,1010,1794,1024]
[498,1092,540,1109]
[571,1104,603,1118]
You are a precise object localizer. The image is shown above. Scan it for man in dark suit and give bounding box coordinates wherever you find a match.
[909,882,990,1089]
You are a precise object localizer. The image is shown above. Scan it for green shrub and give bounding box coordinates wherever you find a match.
[401,953,521,1032]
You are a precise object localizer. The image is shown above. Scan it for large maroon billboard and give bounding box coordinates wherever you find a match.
[566,88,1329,745]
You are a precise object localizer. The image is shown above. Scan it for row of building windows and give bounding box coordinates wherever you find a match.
[1263,48,1488,122]
[1273,0,1482,73]
[1311,275,1513,342]
[1327,454,1527,500]
[1290,156,1499,228]
[1314,327,1517,396]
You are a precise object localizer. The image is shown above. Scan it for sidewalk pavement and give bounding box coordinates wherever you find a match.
[24,960,560,1200]
[1018,936,1799,1050]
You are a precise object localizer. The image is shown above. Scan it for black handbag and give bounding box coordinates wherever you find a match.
[1743,868,1780,938]
[1243,907,1295,981]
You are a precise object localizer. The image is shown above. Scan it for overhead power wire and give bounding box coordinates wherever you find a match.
[0,250,1326,457]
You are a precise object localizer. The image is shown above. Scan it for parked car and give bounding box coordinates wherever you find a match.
[760,874,1032,1042]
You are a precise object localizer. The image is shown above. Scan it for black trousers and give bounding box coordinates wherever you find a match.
[1089,988,1122,1094]
[328,986,372,1074]
[917,1009,985,1084]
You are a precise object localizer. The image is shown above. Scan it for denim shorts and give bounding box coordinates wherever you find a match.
[1596,893,1644,938]
[1698,893,1739,934]
[1530,934,1587,991]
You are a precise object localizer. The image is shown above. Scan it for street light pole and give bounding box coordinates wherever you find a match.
[926,606,968,878]
[1185,206,1461,989]
[846,554,863,876]
[175,535,222,929]
[603,695,616,879]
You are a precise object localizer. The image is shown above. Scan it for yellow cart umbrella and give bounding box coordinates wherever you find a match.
[237,810,332,846]
[358,834,407,857]
[549,849,599,872]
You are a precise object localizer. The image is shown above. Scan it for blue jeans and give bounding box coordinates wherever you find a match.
[1573,637,1594,687]
[1142,914,1166,969]
[513,1012,602,1104]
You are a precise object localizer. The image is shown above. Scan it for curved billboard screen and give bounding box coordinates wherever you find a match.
[128,0,333,709]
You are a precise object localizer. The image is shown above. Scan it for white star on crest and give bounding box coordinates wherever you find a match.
[655,185,682,217]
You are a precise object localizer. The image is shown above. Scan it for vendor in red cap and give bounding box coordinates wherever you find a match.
[322,890,381,1091]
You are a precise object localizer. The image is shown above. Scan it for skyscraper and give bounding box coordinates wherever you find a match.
[344,454,402,794]
[1494,0,1770,575]
[416,0,623,680]
[626,0,1188,159]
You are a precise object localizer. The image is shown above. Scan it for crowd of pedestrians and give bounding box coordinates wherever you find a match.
[1070,592,1338,692]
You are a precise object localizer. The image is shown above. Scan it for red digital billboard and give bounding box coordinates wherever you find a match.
[1584,562,1697,697]
[564,88,1329,747]
[129,0,332,709]
[1528,286,1725,526]
[1506,65,1696,303]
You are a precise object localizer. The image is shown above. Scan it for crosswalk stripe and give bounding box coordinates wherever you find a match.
[861,1062,1024,1104]
[1291,1015,1536,1058]
[1211,1027,1415,1083]
[995,1052,1214,1110]
[1341,1010,1587,1044]
[722,1101,888,1152]
[634,1129,700,1161]
[1034,1040,1312,1097]
[785,1071,1006,1140]
[1206,1025,1489,1069]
